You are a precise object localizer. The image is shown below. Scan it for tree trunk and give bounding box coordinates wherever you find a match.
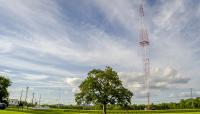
[102,104,107,114]
[0,96,2,103]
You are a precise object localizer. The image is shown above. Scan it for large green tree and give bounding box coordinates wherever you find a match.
[0,75,11,104]
[75,67,133,114]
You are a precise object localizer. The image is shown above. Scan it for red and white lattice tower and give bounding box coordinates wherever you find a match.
[139,0,150,109]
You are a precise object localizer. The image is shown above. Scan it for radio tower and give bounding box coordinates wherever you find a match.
[139,0,150,109]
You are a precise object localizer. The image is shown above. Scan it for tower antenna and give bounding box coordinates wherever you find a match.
[139,0,151,110]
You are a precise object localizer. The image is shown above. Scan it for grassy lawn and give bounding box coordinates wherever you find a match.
[1,109,200,114]
[0,110,32,114]
[164,113,200,114]
[0,110,81,114]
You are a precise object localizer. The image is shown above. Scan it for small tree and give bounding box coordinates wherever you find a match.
[0,75,11,105]
[75,67,133,114]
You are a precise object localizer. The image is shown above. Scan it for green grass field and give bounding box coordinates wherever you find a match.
[1,109,200,114]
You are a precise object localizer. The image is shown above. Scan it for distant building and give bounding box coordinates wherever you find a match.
[56,104,65,107]
[32,106,50,110]
[80,103,93,106]
[9,99,19,106]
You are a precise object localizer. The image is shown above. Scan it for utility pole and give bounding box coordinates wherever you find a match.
[31,92,35,105]
[191,88,194,108]
[25,87,29,103]
[19,89,23,102]
[39,94,41,106]
[35,98,38,106]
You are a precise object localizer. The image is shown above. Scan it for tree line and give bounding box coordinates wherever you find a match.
[47,97,200,110]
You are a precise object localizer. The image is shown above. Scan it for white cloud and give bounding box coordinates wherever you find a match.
[0,0,61,30]
[153,1,185,29]
[170,91,200,98]
[0,56,74,77]
[119,66,190,94]
[22,73,49,81]
[65,77,82,94]
[72,88,80,93]
[65,77,81,87]
[0,40,13,53]
[93,0,139,31]
[163,67,177,77]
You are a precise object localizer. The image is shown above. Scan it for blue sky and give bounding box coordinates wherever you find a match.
[0,0,200,104]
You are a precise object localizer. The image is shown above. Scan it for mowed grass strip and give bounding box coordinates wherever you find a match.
[2,108,91,114]
[0,110,32,114]
[2,109,200,114]
[167,113,200,114]
[0,110,83,114]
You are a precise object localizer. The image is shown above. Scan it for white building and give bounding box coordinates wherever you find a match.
[9,99,19,106]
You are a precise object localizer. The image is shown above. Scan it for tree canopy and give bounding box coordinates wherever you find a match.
[75,66,133,114]
[0,75,11,104]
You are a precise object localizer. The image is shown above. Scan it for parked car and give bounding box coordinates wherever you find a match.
[0,103,6,110]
